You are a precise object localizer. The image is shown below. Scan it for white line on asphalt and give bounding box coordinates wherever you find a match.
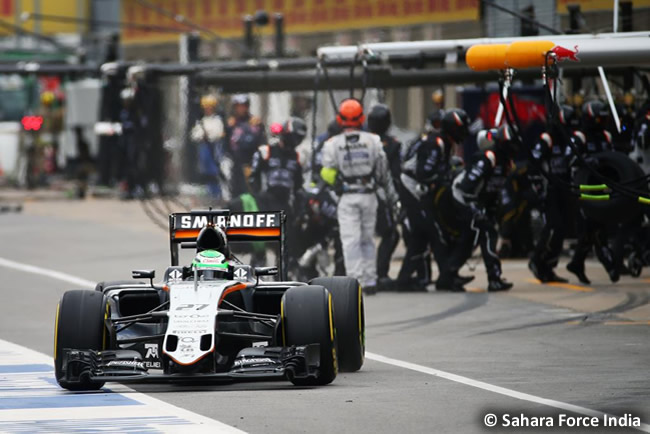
[366,352,650,433]
[0,257,95,289]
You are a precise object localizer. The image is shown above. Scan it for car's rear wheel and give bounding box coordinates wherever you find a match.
[311,276,364,372]
[281,285,337,386]
[54,290,109,391]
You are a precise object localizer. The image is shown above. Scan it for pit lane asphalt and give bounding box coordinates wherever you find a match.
[0,200,648,433]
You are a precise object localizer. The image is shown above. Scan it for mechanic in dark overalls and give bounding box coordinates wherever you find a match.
[438,125,516,292]
[249,117,306,268]
[399,109,471,291]
[227,94,266,196]
[367,104,403,289]
[312,120,342,179]
[528,105,579,283]
[566,101,618,284]
[249,117,306,209]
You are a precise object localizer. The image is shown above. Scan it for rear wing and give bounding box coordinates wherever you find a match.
[169,209,287,279]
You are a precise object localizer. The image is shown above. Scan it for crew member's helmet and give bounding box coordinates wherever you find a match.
[282,117,307,148]
[441,109,470,144]
[191,249,230,280]
[558,104,578,128]
[432,89,444,106]
[201,94,218,110]
[427,109,445,132]
[476,128,497,151]
[41,91,55,107]
[582,100,609,131]
[367,104,392,137]
[336,98,365,128]
[232,93,250,106]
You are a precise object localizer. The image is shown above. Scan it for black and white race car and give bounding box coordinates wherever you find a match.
[54,209,364,390]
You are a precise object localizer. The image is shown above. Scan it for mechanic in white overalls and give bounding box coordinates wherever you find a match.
[320,99,399,294]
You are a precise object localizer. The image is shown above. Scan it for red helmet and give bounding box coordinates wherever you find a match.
[269,122,284,136]
[336,99,365,128]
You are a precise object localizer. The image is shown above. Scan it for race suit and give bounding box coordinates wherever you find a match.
[442,148,509,284]
[569,128,617,278]
[528,129,576,275]
[227,115,266,196]
[630,107,650,173]
[249,143,304,268]
[249,144,303,208]
[321,130,398,288]
[399,132,453,284]
[376,134,402,281]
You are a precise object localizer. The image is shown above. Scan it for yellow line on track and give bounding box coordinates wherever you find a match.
[566,320,650,326]
[465,287,485,293]
[603,321,650,326]
[526,278,593,292]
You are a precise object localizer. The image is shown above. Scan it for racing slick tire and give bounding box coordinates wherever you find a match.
[54,290,109,391]
[281,285,338,386]
[310,276,364,372]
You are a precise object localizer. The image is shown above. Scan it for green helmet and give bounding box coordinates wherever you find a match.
[192,249,229,272]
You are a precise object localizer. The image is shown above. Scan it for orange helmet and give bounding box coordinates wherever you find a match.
[336,99,365,128]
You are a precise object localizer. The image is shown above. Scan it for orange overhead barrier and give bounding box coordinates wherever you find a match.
[505,40,555,69]
[465,44,508,71]
[466,40,558,71]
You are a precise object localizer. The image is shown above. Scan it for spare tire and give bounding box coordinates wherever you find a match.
[574,151,648,225]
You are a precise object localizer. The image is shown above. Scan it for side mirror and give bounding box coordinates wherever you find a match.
[255,266,278,277]
[132,269,155,280]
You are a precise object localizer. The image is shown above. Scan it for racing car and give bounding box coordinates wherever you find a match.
[54,209,365,390]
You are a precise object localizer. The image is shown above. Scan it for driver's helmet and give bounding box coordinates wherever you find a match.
[191,249,230,280]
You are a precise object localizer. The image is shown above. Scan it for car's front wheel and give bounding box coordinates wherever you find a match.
[54,290,109,391]
[281,285,338,386]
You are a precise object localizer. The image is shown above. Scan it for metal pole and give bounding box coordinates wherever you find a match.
[598,66,621,133]
[613,0,620,33]
[494,82,508,127]
[494,69,512,127]
[317,31,650,58]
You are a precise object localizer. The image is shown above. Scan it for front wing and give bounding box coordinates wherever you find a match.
[59,345,320,385]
